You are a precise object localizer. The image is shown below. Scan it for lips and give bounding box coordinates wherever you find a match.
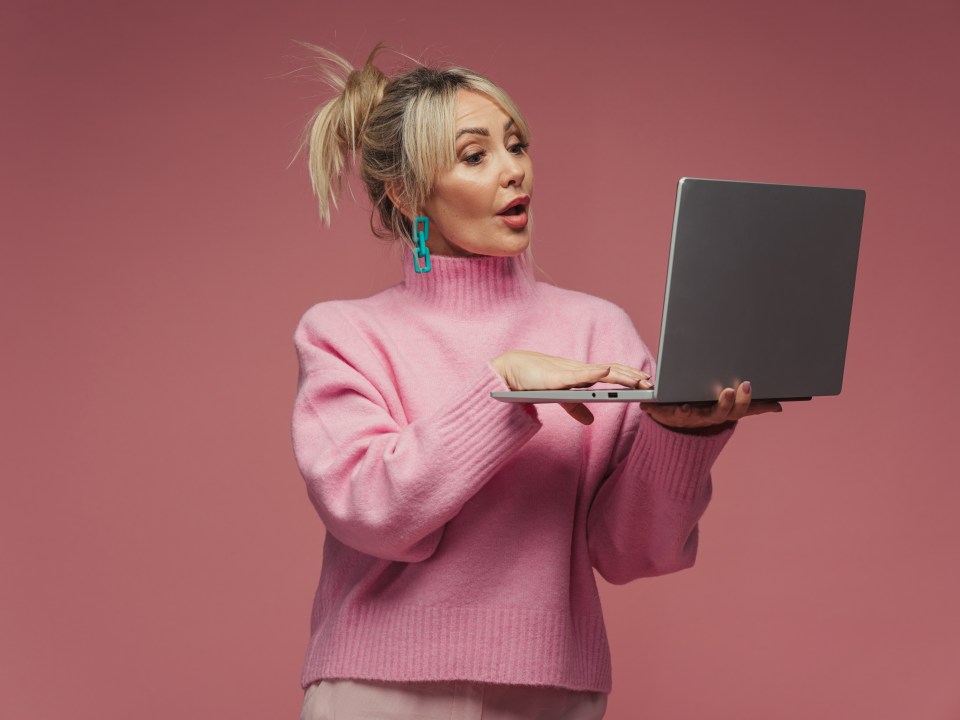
[497,196,530,215]
[497,196,530,229]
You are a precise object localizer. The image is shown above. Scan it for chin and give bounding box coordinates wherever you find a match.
[484,241,529,258]
[451,228,531,257]
[491,230,531,257]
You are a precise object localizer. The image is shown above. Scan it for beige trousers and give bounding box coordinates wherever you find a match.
[300,679,607,720]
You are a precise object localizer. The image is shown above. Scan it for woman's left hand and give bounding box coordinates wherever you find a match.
[641,381,782,430]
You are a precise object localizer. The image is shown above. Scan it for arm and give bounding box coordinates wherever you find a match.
[587,409,732,584]
[583,305,734,584]
[292,305,541,563]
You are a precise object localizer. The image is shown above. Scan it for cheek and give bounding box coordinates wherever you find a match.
[427,169,500,229]
[439,185,490,223]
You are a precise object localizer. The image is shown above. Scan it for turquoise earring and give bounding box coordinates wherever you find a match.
[412,216,431,274]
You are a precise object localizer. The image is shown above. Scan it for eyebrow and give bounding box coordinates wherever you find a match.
[455,118,516,140]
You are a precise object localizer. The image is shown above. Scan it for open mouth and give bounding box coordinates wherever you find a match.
[497,196,530,216]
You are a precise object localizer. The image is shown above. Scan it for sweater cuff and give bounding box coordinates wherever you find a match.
[430,364,542,477]
[631,412,734,502]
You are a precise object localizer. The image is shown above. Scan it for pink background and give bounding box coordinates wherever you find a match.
[3,0,959,718]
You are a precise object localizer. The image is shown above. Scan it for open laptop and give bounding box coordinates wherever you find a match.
[491,177,866,405]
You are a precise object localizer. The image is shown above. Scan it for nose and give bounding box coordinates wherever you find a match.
[499,149,525,188]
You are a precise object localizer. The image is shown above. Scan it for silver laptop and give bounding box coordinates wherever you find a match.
[492,177,865,405]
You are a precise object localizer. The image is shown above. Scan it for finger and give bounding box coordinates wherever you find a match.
[709,388,737,424]
[558,363,610,389]
[560,402,595,425]
[726,381,752,421]
[564,365,611,389]
[605,363,650,380]
[602,363,653,388]
[665,403,695,426]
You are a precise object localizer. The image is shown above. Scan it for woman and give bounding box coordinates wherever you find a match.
[291,44,778,719]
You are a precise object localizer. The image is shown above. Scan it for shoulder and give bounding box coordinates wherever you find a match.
[295,285,402,339]
[534,282,635,329]
[292,285,405,372]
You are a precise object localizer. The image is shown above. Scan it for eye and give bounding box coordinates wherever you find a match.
[463,151,485,165]
[508,141,530,156]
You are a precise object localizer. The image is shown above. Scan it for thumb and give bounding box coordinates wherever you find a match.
[560,402,595,425]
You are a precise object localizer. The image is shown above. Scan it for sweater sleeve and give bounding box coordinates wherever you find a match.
[291,304,542,563]
[585,306,734,585]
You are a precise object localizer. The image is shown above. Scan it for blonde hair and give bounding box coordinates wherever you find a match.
[297,43,531,245]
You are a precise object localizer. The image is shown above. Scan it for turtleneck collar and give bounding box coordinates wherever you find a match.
[399,245,537,314]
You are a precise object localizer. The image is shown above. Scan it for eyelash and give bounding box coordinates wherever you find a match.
[463,142,530,166]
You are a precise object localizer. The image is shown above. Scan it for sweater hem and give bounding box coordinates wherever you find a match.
[301,604,612,693]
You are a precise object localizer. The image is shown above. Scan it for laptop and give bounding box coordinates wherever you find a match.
[491,177,865,405]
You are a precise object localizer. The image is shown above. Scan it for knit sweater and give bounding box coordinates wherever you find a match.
[291,249,733,693]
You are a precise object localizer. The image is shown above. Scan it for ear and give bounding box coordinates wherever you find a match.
[384,181,411,220]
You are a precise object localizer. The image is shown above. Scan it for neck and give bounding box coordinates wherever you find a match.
[400,245,536,313]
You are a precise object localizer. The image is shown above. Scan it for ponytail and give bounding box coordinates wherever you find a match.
[298,43,389,226]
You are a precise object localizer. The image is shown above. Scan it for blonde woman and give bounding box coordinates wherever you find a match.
[291,44,779,719]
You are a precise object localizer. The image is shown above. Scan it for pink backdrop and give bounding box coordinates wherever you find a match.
[3,0,959,718]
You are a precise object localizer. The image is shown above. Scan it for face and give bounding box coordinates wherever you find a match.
[420,90,533,257]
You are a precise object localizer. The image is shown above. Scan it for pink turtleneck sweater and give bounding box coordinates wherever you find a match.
[291,250,733,693]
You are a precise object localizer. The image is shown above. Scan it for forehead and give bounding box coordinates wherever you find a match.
[454,89,511,128]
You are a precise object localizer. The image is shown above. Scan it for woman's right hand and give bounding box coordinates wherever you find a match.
[490,350,652,425]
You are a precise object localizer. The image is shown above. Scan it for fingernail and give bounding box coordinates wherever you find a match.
[743,381,752,394]
[640,380,653,389]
